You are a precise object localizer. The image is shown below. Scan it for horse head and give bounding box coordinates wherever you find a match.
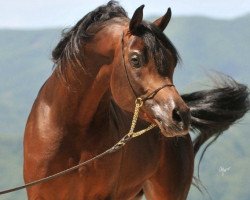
[110,5,190,137]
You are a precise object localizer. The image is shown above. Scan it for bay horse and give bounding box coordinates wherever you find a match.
[23,1,249,200]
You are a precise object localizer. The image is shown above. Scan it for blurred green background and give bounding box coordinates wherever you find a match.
[0,13,250,200]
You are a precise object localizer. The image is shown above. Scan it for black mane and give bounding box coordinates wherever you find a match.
[52,1,127,67]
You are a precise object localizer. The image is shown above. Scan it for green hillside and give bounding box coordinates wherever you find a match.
[168,14,250,91]
[0,15,249,199]
[0,29,59,135]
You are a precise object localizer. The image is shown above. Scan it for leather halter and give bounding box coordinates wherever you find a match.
[121,32,174,103]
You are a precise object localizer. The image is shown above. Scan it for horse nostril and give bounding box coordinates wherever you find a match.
[172,108,182,123]
[172,107,191,129]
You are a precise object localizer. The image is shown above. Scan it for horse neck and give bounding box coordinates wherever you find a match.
[44,24,125,131]
[44,66,110,131]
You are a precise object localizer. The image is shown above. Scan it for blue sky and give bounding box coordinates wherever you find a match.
[1,0,250,28]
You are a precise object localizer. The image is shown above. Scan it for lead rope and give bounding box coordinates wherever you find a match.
[0,98,156,195]
[113,98,156,149]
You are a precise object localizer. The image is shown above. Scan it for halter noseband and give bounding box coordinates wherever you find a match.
[121,32,174,103]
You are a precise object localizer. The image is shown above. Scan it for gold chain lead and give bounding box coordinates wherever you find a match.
[128,98,156,138]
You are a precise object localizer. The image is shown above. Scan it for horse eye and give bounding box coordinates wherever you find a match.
[130,54,141,68]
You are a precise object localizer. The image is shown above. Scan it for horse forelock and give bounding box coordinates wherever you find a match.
[134,22,181,76]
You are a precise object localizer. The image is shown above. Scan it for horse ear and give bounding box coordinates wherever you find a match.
[129,5,145,34]
[153,8,172,32]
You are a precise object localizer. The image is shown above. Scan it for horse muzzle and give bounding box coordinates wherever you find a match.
[144,98,191,137]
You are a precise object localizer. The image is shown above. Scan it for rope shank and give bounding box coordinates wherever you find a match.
[0,98,156,195]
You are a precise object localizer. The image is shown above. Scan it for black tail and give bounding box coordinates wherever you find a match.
[181,76,250,156]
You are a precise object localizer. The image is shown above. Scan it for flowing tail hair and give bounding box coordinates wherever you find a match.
[181,75,249,196]
[181,75,250,168]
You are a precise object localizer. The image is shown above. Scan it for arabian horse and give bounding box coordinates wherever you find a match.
[23,2,249,199]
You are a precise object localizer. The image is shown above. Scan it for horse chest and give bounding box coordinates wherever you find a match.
[73,132,161,198]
